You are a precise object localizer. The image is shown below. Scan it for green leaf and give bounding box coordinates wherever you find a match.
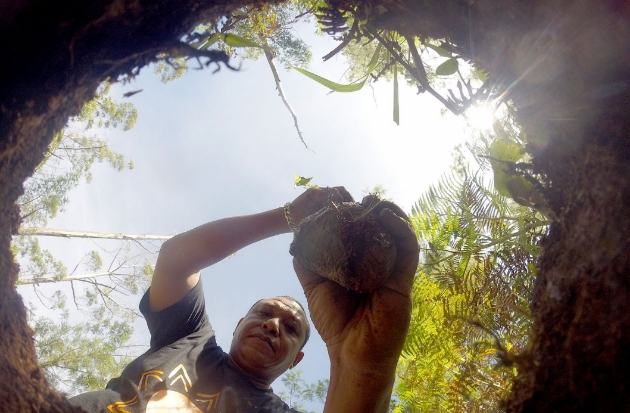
[189,40,204,49]
[30,313,134,395]
[492,170,515,198]
[474,68,488,82]
[426,44,452,57]
[488,140,529,200]
[292,67,367,92]
[488,140,524,163]
[196,33,260,49]
[292,43,382,93]
[366,42,383,72]
[221,33,262,48]
[189,34,217,50]
[203,33,220,49]
[504,175,534,204]
[393,63,400,125]
[493,169,534,202]
[492,120,510,140]
[294,175,313,187]
[435,58,459,76]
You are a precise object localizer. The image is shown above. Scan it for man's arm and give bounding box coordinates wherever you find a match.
[293,197,419,413]
[150,187,353,312]
[150,208,289,312]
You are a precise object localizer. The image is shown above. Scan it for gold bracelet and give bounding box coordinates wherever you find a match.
[284,202,299,233]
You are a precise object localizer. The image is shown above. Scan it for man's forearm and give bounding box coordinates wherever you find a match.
[150,207,289,311]
[324,356,397,413]
[159,207,289,276]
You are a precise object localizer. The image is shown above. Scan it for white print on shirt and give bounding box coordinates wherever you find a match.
[107,364,221,413]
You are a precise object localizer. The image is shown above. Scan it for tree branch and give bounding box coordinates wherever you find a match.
[18,227,172,241]
[262,41,311,151]
[17,266,147,285]
[97,42,238,80]
[322,19,359,61]
[403,35,463,114]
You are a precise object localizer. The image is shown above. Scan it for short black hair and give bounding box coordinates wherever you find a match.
[247,296,311,350]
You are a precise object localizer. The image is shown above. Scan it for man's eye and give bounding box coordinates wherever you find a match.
[285,325,296,334]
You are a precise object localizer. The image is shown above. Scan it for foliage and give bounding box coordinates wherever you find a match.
[19,81,135,228]
[77,82,138,131]
[154,56,188,83]
[364,183,390,200]
[30,307,133,396]
[294,175,314,188]
[15,235,157,318]
[154,2,317,146]
[154,1,315,83]
[292,42,382,92]
[391,143,548,412]
[12,82,146,394]
[223,2,314,69]
[14,237,69,283]
[13,81,155,317]
[288,5,494,124]
[484,116,548,214]
[278,369,328,413]
[340,34,437,87]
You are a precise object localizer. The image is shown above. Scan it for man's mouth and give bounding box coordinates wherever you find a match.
[251,334,275,353]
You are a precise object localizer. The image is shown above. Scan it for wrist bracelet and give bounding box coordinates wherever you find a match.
[284,202,299,233]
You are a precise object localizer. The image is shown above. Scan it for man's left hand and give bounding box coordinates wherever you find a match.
[293,196,419,377]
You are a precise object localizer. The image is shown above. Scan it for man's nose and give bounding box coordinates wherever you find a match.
[262,318,280,336]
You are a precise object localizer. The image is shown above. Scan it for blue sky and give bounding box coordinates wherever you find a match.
[20,21,480,410]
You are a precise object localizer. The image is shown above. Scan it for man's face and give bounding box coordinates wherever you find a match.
[229,297,308,384]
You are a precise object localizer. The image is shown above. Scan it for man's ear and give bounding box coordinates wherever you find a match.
[290,351,304,369]
[233,317,244,336]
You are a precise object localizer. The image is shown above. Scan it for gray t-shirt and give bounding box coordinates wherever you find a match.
[70,280,300,413]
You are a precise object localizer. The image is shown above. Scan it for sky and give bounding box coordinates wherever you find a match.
[18,20,481,410]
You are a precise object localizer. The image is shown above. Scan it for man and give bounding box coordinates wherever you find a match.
[70,186,419,412]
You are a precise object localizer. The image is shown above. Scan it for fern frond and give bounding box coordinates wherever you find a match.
[401,162,548,412]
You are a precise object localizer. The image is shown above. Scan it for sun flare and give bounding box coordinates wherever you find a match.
[464,103,496,132]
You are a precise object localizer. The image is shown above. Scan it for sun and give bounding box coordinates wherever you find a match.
[464,103,496,132]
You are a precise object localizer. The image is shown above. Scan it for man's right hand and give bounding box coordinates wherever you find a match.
[149,185,354,312]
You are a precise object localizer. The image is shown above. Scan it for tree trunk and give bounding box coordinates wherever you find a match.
[356,0,630,410]
[0,0,275,411]
[1,0,629,411]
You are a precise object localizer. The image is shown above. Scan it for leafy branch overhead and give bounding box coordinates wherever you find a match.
[289,3,494,125]
[152,2,495,142]
[154,3,315,148]
[290,4,546,212]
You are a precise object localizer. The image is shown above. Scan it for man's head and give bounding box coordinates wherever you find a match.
[229,296,310,387]
[246,296,311,350]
